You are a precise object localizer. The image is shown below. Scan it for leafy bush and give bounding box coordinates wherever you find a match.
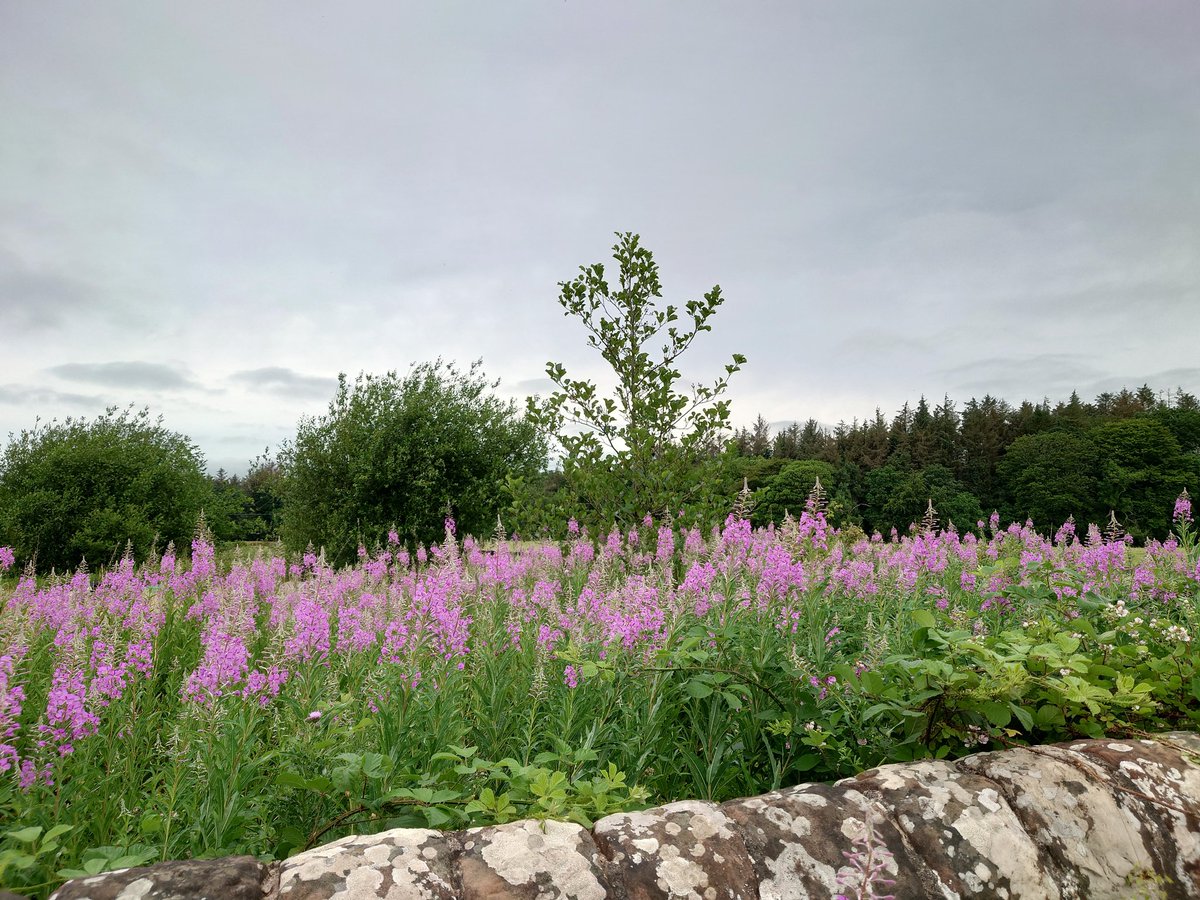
[280,360,546,565]
[753,459,836,526]
[997,430,1102,528]
[0,407,210,572]
[1090,418,1199,540]
[864,463,982,534]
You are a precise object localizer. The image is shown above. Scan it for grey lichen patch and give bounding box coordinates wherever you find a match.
[596,799,756,899]
[459,818,607,900]
[1065,739,1200,897]
[850,758,1055,899]
[113,879,154,900]
[1163,730,1200,756]
[278,828,460,900]
[960,746,1149,898]
[725,782,910,899]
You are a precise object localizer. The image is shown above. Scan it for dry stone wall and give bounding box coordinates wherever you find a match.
[49,732,1200,900]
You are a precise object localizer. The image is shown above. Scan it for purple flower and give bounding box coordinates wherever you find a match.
[1174,489,1193,525]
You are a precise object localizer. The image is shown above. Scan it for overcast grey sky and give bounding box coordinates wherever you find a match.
[2,1,1198,474]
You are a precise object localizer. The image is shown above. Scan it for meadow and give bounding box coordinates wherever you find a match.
[0,496,1197,896]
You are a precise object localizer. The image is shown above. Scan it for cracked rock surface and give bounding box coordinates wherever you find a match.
[50,733,1200,899]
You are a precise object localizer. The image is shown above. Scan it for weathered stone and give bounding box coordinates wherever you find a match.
[594,799,757,899]
[722,780,943,899]
[457,818,609,900]
[1022,737,1200,898]
[278,828,461,900]
[850,757,1055,898]
[49,856,273,900]
[956,744,1156,898]
[51,734,1200,900]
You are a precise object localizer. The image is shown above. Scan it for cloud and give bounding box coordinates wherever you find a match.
[47,361,199,391]
[0,248,92,330]
[1,2,1198,465]
[1081,368,1200,400]
[229,367,336,399]
[0,384,102,408]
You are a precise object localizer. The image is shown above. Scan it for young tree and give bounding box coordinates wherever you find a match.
[281,360,546,565]
[0,406,210,572]
[528,232,746,528]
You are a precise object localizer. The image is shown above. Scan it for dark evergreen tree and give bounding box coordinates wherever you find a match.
[958,395,1011,510]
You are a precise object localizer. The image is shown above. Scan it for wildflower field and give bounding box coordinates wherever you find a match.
[1,498,1198,897]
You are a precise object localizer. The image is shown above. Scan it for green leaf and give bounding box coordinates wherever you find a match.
[4,827,42,845]
[685,678,714,699]
[861,702,898,722]
[5,851,37,870]
[794,754,821,772]
[1035,704,1066,727]
[138,814,162,837]
[980,701,1012,728]
[911,609,938,629]
[278,826,307,853]
[44,824,73,843]
[1010,703,1034,731]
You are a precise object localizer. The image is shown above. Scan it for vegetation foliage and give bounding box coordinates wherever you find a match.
[719,391,1200,542]
[0,407,210,573]
[0,501,1196,896]
[278,360,546,566]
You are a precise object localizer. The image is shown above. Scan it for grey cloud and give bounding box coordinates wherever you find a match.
[0,384,102,408]
[938,354,1108,401]
[930,359,1200,408]
[939,354,1099,382]
[0,248,91,330]
[229,367,336,399]
[1081,369,1200,400]
[1,1,1198,464]
[47,362,198,391]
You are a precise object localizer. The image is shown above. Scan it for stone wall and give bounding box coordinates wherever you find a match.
[48,732,1200,900]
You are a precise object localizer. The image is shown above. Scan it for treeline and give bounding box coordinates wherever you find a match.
[723,386,1200,540]
[199,381,1200,551]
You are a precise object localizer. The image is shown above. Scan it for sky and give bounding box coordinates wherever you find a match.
[2,1,1198,475]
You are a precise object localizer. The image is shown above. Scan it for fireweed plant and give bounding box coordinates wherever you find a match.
[0,498,1198,896]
